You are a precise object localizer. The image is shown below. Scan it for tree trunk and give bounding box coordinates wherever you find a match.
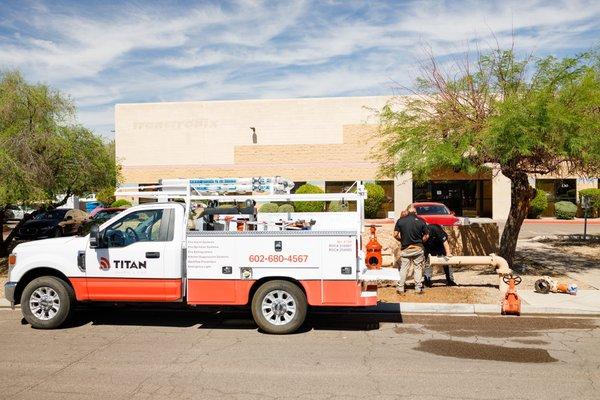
[499,172,535,267]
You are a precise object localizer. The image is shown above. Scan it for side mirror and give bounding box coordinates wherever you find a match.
[89,224,101,248]
[450,211,455,216]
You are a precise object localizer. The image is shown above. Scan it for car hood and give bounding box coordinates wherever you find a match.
[14,236,79,251]
[21,219,60,228]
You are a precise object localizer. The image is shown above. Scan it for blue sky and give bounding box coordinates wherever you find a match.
[1,0,599,139]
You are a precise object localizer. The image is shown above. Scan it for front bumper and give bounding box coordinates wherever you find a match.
[4,282,17,309]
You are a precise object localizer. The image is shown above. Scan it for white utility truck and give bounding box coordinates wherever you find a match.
[5,177,386,334]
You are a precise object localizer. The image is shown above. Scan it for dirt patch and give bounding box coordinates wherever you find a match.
[378,285,499,304]
[415,339,557,363]
[548,240,600,259]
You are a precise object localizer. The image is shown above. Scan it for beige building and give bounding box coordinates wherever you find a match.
[115,96,598,220]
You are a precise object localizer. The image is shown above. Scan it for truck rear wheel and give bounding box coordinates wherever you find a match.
[251,280,307,334]
[21,276,74,329]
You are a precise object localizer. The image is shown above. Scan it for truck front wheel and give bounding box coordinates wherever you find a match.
[21,276,75,329]
[251,280,307,334]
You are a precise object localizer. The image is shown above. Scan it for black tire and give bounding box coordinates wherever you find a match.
[21,276,75,329]
[251,280,307,334]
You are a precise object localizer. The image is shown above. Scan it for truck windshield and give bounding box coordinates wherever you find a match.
[103,209,164,247]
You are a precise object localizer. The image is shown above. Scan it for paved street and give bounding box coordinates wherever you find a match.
[0,307,598,399]
[511,220,600,239]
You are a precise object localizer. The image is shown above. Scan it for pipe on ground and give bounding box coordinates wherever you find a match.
[428,254,512,298]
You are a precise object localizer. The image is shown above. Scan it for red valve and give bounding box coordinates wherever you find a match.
[365,225,382,270]
[501,274,522,316]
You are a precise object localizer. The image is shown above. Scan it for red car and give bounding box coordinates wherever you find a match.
[412,202,461,226]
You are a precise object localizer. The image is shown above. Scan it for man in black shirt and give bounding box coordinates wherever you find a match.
[423,224,456,287]
[393,206,429,293]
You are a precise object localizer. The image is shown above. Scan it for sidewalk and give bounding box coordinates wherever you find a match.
[518,290,600,313]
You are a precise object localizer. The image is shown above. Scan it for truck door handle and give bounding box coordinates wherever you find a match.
[145,252,160,259]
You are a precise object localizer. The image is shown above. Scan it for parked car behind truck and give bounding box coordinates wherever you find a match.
[15,209,87,240]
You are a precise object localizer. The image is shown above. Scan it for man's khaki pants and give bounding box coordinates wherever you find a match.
[396,246,425,292]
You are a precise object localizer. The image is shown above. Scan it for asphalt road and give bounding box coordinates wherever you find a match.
[506,221,600,239]
[0,307,598,399]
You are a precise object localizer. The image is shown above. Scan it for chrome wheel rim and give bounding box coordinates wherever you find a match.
[261,289,296,326]
[29,286,60,321]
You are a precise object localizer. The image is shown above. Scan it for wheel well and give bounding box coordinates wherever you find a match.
[14,268,73,305]
[248,277,306,305]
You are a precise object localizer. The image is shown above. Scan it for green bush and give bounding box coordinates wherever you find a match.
[364,182,386,218]
[96,187,116,206]
[579,188,600,217]
[258,202,279,213]
[278,204,295,213]
[528,189,548,219]
[328,201,349,212]
[110,199,131,208]
[294,184,325,212]
[554,201,577,220]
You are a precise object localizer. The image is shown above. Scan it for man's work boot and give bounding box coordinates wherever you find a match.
[423,277,433,288]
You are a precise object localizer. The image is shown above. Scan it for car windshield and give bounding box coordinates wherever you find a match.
[415,205,450,215]
[93,210,121,220]
[33,209,68,220]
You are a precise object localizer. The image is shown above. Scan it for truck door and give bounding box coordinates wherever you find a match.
[84,207,180,301]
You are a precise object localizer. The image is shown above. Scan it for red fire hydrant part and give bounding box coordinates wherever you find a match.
[365,226,382,270]
[502,275,522,316]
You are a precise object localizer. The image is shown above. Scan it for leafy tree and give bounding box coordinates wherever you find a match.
[376,48,600,264]
[0,71,118,255]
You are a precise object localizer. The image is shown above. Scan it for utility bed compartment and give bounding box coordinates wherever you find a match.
[185,230,360,305]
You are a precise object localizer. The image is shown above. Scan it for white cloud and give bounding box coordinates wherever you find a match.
[0,0,598,137]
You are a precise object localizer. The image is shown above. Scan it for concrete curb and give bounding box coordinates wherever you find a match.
[2,298,598,316]
[367,302,600,316]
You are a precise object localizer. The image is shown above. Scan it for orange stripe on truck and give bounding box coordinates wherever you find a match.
[69,278,376,306]
[69,278,182,302]
[186,279,376,307]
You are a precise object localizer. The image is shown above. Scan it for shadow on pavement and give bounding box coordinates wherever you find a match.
[51,304,404,333]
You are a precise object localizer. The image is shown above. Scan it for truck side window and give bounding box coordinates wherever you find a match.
[103,209,165,247]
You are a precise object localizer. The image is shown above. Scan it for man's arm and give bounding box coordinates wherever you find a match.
[443,240,452,257]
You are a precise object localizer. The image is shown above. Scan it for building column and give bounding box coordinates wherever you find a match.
[492,167,511,220]
[393,172,412,218]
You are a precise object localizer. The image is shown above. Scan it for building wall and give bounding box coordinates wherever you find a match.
[115,96,593,221]
[115,96,389,171]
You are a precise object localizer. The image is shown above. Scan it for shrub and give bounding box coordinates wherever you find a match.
[554,201,577,220]
[364,182,386,218]
[294,184,325,212]
[96,187,116,206]
[328,201,349,212]
[278,204,295,213]
[528,189,548,219]
[258,202,279,213]
[579,188,600,217]
[110,199,132,208]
